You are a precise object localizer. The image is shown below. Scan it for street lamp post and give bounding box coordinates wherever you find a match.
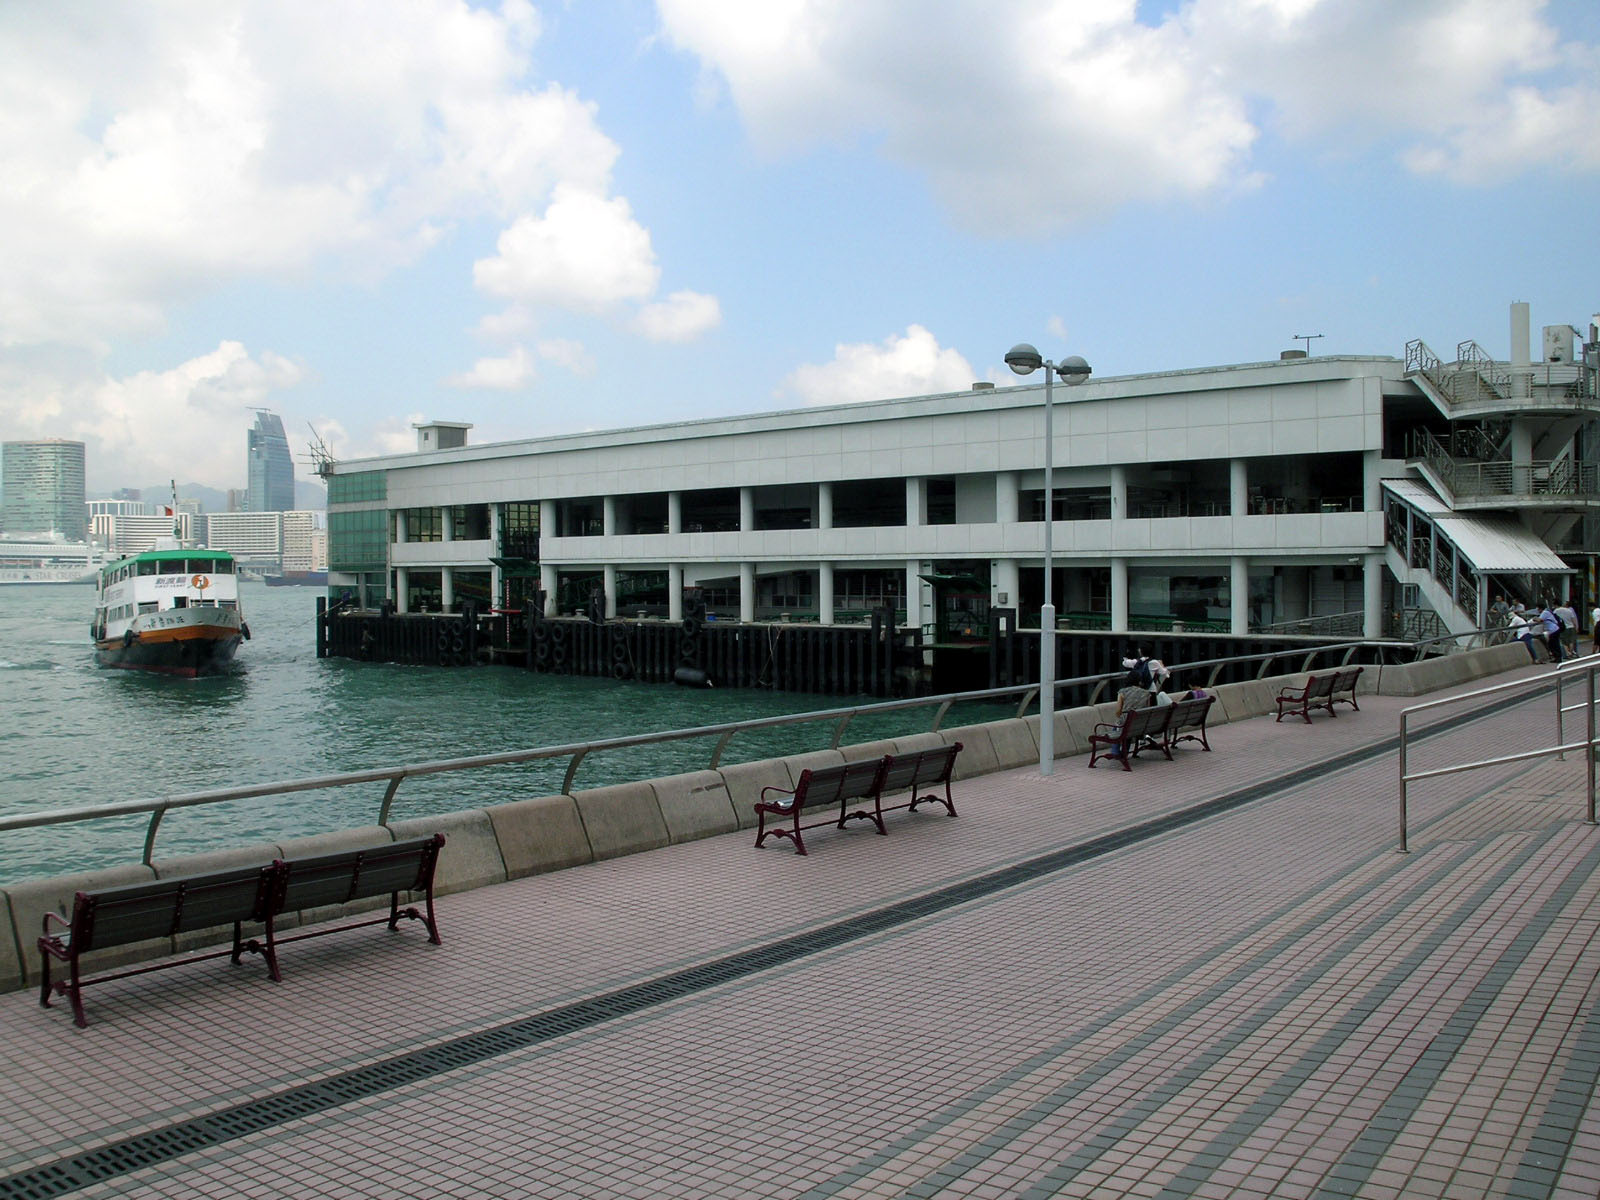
[1005,344,1091,776]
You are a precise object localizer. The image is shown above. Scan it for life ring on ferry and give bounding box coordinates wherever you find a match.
[122,629,135,649]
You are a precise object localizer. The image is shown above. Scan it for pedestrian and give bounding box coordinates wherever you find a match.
[1488,594,1510,642]
[1507,608,1539,661]
[1592,602,1600,657]
[1555,600,1578,658]
[1537,601,1563,665]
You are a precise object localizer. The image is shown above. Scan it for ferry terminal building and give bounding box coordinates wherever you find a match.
[325,306,1596,649]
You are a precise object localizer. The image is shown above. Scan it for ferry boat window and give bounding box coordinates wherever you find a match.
[138,602,156,614]
[173,596,188,608]
[138,560,158,576]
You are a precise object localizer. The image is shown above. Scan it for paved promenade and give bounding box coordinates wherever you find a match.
[3,662,1598,1199]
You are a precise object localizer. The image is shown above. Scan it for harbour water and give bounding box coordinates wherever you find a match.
[0,584,984,885]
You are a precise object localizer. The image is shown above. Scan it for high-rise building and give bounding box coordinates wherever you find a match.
[246,411,295,513]
[1,439,87,539]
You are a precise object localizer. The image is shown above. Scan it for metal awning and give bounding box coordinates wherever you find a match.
[1382,480,1572,573]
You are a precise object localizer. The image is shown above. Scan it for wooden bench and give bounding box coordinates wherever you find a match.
[755,743,963,856]
[38,834,445,1028]
[1088,705,1175,771]
[1329,665,1364,712]
[1162,694,1215,752]
[1275,666,1362,724]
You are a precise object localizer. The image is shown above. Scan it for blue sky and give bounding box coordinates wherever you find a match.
[1,0,1596,493]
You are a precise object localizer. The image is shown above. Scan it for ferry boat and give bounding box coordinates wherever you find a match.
[91,546,250,676]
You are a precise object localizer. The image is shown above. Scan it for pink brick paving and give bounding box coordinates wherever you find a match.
[1,658,1597,1199]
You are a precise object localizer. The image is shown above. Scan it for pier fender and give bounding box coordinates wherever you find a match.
[241,622,251,641]
[673,666,711,688]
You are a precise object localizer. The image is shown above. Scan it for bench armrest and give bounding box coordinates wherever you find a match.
[1277,684,1308,700]
[1092,722,1121,736]
[42,910,70,935]
[759,785,798,810]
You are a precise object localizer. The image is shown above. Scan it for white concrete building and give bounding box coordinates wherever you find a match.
[200,511,283,569]
[92,512,195,556]
[326,309,1596,641]
[282,512,327,574]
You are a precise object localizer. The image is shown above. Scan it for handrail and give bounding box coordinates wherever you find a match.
[1396,654,1599,852]
[0,628,1495,869]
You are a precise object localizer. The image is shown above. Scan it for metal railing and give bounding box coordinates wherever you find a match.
[1396,655,1599,853]
[0,632,1494,873]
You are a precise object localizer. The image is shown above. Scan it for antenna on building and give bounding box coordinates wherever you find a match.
[1292,333,1324,356]
[304,424,337,479]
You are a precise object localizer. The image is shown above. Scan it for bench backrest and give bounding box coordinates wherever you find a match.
[1168,695,1213,731]
[793,759,886,808]
[1305,673,1338,699]
[880,742,962,796]
[1332,666,1363,692]
[273,834,446,913]
[70,866,276,953]
[1123,705,1174,739]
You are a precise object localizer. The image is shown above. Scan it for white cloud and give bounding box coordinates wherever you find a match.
[0,342,305,491]
[535,338,596,376]
[446,346,537,390]
[779,325,976,405]
[474,187,661,311]
[636,291,723,342]
[0,0,622,348]
[656,0,1598,231]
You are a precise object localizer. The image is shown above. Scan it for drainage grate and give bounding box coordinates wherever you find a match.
[0,706,1514,1200]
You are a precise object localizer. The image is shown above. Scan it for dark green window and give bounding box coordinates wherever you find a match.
[329,510,388,572]
[328,471,386,504]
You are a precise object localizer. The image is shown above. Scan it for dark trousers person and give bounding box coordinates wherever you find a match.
[1547,628,1563,665]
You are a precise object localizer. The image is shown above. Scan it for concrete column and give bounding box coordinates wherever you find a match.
[739,562,756,623]
[1231,556,1249,635]
[739,487,754,533]
[906,478,926,527]
[540,563,557,617]
[1231,459,1249,516]
[668,565,684,622]
[668,491,682,535]
[819,562,835,625]
[995,472,1018,523]
[1362,450,1382,512]
[994,558,1020,610]
[395,567,410,613]
[603,495,617,537]
[905,559,926,632]
[1110,558,1129,632]
[1511,420,1534,493]
[818,482,833,530]
[1511,300,1533,399]
[1364,552,1384,638]
[441,568,454,612]
[488,504,503,606]
[1110,465,1128,520]
[539,499,556,540]
[603,564,617,619]
[440,506,453,542]
[394,508,408,544]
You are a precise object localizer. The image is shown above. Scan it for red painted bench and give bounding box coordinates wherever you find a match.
[38,834,445,1028]
[1088,705,1176,771]
[1276,665,1363,724]
[755,743,963,856]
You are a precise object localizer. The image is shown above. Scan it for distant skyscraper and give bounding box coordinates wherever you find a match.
[1,439,87,539]
[246,411,295,512]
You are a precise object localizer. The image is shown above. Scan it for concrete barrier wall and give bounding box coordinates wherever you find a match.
[0,652,1535,997]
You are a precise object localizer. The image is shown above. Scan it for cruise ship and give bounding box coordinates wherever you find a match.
[0,534,106,585]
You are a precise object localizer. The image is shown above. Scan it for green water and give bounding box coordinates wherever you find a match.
[0,583,1005,883]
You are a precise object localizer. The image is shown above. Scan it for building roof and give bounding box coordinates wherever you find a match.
[1381,480,1571,572]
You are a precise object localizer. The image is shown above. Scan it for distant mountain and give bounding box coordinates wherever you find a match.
[296,479,326,510]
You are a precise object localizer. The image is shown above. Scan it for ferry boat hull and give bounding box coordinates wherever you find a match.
[94,607,245,677]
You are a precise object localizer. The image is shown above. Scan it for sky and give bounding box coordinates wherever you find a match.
[0,0,1596,495]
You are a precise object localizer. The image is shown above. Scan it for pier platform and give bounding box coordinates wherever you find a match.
[3,661,1598,1199]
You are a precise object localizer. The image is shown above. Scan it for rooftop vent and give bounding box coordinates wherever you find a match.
[1280,350,1307,360]
[972,381,995,390]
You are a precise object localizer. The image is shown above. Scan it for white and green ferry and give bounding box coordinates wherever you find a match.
[91,545,250,676]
